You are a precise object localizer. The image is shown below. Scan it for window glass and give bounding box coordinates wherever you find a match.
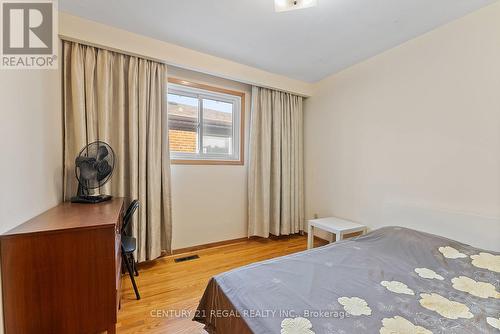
[167,93,199,154]
[202,98,233,155]
[166,83,242,163]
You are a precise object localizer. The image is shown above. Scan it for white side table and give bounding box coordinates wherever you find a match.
[307,217,367,249]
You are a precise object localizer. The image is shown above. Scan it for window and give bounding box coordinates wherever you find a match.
[167,78,244,165]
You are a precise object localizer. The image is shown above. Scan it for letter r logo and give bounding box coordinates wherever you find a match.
[2,2,53,54]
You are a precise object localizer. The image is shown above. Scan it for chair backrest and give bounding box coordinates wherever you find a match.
[122,200,139,234]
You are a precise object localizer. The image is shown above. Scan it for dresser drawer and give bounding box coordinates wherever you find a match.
[0,198,125,334]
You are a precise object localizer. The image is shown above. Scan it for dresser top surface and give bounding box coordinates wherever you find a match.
[1,198,125,237]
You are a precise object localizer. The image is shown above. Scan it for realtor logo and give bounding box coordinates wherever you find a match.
[1,0,58,69]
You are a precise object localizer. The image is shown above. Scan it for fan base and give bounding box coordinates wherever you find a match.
[71,195,113,204]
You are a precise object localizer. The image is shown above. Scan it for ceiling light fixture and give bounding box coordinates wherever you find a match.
[274,0,318,12]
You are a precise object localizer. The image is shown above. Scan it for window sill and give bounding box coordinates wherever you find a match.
[171,159,244,166]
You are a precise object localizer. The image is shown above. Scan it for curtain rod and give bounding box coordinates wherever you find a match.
[58,35,308,98]
[59,35,166,64]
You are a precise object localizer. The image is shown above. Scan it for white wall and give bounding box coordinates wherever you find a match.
[305,2,500,251]
[0,70,62,233]
[168,67,251,249]
[0,69,63,332]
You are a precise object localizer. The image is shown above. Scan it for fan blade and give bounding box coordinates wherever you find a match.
[96,146,109,161]
[75,156,96,167]
[95,160,112,182]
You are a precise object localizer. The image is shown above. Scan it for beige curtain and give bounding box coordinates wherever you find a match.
[248,86,304,238]
[62,41,172,261]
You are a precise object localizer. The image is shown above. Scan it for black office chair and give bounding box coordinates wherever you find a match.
[122,199,140,300]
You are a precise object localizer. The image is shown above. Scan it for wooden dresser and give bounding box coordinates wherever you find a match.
[0,198,125,334]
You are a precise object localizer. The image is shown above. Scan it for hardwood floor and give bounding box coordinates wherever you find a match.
[117,235,327,334]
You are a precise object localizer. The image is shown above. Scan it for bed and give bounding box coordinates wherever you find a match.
[194,227,500,333]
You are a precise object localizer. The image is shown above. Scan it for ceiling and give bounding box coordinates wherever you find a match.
[59,0,496,82]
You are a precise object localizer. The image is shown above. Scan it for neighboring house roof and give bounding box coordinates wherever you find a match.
[168,102,232,136]
[168,102,232,123]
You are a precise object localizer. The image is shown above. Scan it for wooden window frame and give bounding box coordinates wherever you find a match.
[167,77,245,166]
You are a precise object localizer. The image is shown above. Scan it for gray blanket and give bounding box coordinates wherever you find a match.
[195,227,500,333]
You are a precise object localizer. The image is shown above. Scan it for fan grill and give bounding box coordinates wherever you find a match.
[75,141,115,190]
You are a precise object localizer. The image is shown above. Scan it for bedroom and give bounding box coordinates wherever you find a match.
[0,0,499,333]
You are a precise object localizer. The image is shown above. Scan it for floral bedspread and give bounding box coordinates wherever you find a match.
[195,227,500,333]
